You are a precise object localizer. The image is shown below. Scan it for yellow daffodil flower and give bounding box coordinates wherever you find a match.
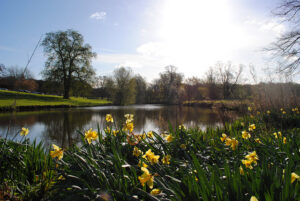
[138,167,154,189]
[180,144,186,150]
[239,166,244,175]
[150,188,161,196]
[255,138,261,143]
[248,124,256,132]
[283,137,287,144]
[165,134,174,142]
[84,128,98,144]
[220,133,227,142]
[230,138,238,150]
[143,149,160,164]
[20,127,29,136]
[250,196,258,201]
[242,131,251,139]
[291,172,299,184]
[105,114,114,123]
[147,131,153,138]
[113,130,119,136]
[225,138,232,146]
[138,160,148,168]
[161,155,171,165]
[133,146,143,157]
[178,124,186,130]
[124,114,134,122]
[124,122,134,133]
[242,159,253,169]
[278,131,282,138]
[50,144,63,160]
[245,151,259,165]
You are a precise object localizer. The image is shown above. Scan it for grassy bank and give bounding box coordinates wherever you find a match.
[1,108,300,200]
[183,100,250,111]
[0,90,111,111]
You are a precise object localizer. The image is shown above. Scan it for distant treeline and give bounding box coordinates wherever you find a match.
[0,64,299,109]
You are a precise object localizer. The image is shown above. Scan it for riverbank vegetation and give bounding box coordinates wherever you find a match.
[1,107,299,200]
[0,89,110,111]
[1,62,300,110]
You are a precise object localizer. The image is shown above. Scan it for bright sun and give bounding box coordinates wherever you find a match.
[157,0,250,72]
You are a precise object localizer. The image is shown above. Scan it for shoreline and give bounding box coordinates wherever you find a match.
[0,103,113,112]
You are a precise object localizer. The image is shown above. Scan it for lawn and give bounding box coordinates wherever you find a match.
[0,90,111,110]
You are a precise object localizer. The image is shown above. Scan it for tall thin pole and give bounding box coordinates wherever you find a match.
[23,34,43,76]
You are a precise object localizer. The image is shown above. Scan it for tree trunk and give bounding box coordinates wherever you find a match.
[63,79,70,99]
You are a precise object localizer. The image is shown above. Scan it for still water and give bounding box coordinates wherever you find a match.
[0,105,239,148]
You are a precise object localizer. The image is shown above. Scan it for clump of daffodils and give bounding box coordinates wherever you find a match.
[292,107,299,113]
[273,131,287,144]
[242,151,259,169]
[178,124,186,130]
[221,134,238,150]
[124,114,134,133]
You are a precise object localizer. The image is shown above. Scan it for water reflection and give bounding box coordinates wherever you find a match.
[0,105,239,148]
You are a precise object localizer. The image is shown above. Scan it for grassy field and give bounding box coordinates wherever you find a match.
[0,107,299,200]
[0,90,111,110]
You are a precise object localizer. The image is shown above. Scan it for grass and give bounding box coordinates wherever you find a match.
[183,99,250,111]
[0,107,299,200]
[0,90,111,110]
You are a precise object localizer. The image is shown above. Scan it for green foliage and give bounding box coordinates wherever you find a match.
[0,138,56,200]
[111,67,137,105]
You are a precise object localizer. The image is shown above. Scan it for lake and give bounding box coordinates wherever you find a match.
[0,105,240,148]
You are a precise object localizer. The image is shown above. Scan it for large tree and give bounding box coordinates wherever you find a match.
[112,67,136,105]
[42,30,96,99]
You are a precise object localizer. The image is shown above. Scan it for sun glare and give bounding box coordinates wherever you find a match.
[157,0,250,71]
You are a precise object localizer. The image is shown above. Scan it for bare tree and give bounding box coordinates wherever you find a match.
[215,62,243,99]
[268,0,300,74]
[205,67,219,100]
[0,64,6,77]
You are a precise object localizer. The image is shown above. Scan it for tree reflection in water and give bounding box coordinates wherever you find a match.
[0,105,240,148]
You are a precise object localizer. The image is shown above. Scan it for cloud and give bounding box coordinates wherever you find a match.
[0,45,15,52]
[90,12,106,20]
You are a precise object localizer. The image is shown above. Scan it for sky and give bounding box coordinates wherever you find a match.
[0,0,298,83]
